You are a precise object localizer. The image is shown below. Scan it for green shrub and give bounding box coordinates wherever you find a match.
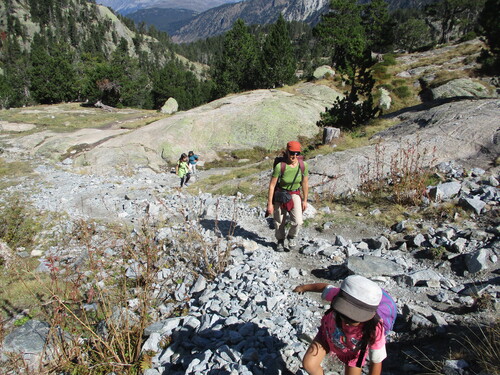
[460,31,477,42]
[382,54,397,66]
[377,84,394,91]
[391,79,406,86]
[373,65,387,75]
[393,85,412,99]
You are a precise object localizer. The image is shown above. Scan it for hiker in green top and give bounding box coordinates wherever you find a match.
[266,141,309,252]
[176,153,191,188]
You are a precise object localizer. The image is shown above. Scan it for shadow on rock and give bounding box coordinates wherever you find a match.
[311,265,348,281]
[200,219,275,248]
[161,321,294,375]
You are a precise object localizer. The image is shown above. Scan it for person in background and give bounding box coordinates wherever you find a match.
[188,151,199,174]
[266,141,309,252]
[176,153,191,188]
[293,275,387,375]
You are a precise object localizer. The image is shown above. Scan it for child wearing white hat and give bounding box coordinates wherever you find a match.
[294,275,387,375]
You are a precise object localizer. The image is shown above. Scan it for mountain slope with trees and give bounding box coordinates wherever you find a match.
[0,0,212,110]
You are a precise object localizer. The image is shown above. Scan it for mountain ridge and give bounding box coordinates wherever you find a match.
[95,0,244,14]
[171,0,330,43]
[170,0,439,43]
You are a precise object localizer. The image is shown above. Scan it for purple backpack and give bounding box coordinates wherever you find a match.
[378,289,397,333]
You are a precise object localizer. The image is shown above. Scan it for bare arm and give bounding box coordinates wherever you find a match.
[368,361,382,375]
[266,176,278,216]
[293,283,329,294]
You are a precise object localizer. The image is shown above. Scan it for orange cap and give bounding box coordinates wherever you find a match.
[287,141,301,152]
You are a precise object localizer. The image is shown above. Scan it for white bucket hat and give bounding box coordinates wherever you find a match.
[331,275,382,322]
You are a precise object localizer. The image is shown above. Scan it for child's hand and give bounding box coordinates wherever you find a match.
[293,285,305,293]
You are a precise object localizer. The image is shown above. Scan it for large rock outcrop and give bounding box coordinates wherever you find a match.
[74,84,342,174]
[308,99,500,194]
[3,83,341,175]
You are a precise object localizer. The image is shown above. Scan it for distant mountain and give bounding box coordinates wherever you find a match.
[171,0,439,43]
[126,8,197,35]
[171,0,330,43]
[95,0,244,15]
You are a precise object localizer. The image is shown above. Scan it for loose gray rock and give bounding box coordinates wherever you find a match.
[347,255,405,277]
[459,197,486,214]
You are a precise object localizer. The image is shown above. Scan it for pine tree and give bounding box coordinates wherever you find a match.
[260,14,297,88]
[314,0,366,77]
[478,0,500,73]
[3,36,31,107]
[362,0,391,52]
[425,0,486,44]
[314,0,380,130]
[29,34,77,104]
[212,19,259,97]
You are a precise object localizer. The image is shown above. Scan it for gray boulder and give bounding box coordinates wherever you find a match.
[428,181,462,201]
[431,78,493,100]
[2,320,71,370]
[308,99,500,196]
[465,248,491,273]
[161,97,179,114]
[313,65,335,80]
[346,255,405,277]
[459,197,486,214]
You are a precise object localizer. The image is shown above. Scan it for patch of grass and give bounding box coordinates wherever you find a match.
[381,54,397,66]
[0,195,43,249]
[462,321,500,375]
[0,257,49,321]
[427,70,471,88]
[0,158,34,189]
[393,85,412,99]
[204,147,274,169]
[421,202,469,223]
[310,192,410,231]
[391,79,407,86]
[407,40,484,71]
[212,179,265,198]
[331,118,399,152]
[0,102,167,134]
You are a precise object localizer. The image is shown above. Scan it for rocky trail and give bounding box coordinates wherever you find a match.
[1,152,498,374]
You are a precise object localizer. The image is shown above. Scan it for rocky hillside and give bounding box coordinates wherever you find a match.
[0,147,498,374]
[0,39,499,374]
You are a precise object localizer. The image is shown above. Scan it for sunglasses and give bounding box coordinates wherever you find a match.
[288,151,301,156]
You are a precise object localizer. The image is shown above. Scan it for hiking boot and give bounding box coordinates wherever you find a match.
[287,237,298,251]
[276,240,285,252]
[184,183,189,187]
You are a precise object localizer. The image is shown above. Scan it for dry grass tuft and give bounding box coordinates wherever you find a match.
[462,321,500,374]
